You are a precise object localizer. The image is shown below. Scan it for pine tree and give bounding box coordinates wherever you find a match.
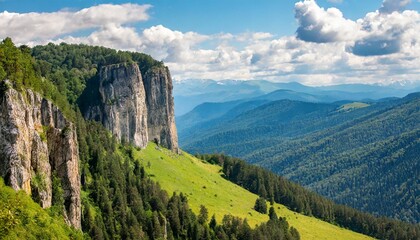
[254,197,267,214]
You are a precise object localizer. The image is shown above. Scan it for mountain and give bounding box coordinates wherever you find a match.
[1,38,418,239]
[0,39,301,239]
[173,79,416,116]
[0,85,81,228]
[180,93,420,223]
[177,88,348,138]
[136,143,373,240]
[174,80,265,116]
[79,62,178,151]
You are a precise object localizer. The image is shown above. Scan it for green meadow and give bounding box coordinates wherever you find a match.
[136,143,372,240]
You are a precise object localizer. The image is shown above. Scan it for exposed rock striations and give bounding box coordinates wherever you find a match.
[83,63,179,152]
[0,85,81,229]
[84,63,149,148]
[143,67,179,152]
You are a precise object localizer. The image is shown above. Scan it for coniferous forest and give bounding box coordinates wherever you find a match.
[0,38,301,239]
[180,94,420,224]
[1,37,419,239]
[196,154,420,240]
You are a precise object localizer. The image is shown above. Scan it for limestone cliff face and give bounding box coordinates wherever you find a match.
[83,63,179,152]
[85,63,148,148]
[0,86,81,229]
[143,67,179,152]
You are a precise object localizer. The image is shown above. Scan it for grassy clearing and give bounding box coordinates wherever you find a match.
[338,102,370,112]
[135,143,372,240]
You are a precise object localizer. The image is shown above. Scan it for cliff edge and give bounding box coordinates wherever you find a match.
[0,83,81,229]
[83,63,179,152]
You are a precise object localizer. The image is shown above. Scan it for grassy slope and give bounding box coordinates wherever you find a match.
[0,178,83,240]
[337,102,370,112]
[136,143,372,240]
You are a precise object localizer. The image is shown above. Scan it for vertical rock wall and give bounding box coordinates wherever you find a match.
[84,63,149,149]
[143,67,179,152]
[83,63,179,152]
[0,87,81,229]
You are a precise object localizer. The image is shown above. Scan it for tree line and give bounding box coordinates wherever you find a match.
[0,38,300,240]
[196,153,420,240]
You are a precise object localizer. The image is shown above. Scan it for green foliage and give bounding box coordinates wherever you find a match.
[0,38,75,120]
[0,177,83,239]
[184,94,420,223]
[31,42,163,106]
[269,206,278,221]
[51,172,65,214]
[198,154,420,240]
[198,205,209,224]
[30,171,47,205]
[139,144,372,240]
[254,197,267,214]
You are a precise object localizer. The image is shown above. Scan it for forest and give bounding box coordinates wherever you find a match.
[0,37,301,239]
[196,154,420,240]
[181,94,420,223]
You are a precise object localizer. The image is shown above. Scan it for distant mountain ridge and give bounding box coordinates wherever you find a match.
[173,79,418,116]
[179,92,420,223]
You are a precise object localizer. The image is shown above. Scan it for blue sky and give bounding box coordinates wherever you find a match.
[2,0,412,35]
[1,0,420,86]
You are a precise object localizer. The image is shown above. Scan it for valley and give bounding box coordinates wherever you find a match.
[136,143,372,240]
[178,91,420,223]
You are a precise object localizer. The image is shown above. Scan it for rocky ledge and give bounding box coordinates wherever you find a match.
[0,84,81,229]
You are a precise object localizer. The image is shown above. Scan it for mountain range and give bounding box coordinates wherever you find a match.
[173,79,419,116]
[1,38,419,239]
[179,91,420,223]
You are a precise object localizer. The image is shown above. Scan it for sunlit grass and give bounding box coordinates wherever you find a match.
[135,143,372,240]
[338,102,370,112]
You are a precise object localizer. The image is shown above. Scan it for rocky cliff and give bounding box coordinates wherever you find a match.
[83,63,179,152]
[143,67,179,152]
[0,84,81,229]
[84,63,149,148]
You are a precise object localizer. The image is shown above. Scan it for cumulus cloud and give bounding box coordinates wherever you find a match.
[294,0,420,58]
[0,4,151,43]
[349,9,420,56]
[294,0,358,43]
[139,25,210,62]
[1,2,420,86]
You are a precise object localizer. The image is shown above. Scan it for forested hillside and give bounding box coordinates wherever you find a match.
[1,38,301,239]
[181,94,420,223]
[196,154,420,240]
[1,37,418,239]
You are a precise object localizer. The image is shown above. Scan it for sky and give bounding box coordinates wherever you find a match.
[1,0,420,86]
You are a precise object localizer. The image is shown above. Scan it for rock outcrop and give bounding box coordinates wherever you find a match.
[83,63,179,152]
[143,67,179,152]
[84,63,149,148]
[0,85,81,229]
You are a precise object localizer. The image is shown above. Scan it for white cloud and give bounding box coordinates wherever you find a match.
[139,25,210,62]
[0,4,150,43]
[350,10,420,56]
[294,0,358,43]
[294,0,420,58]
[1,1,420,86]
